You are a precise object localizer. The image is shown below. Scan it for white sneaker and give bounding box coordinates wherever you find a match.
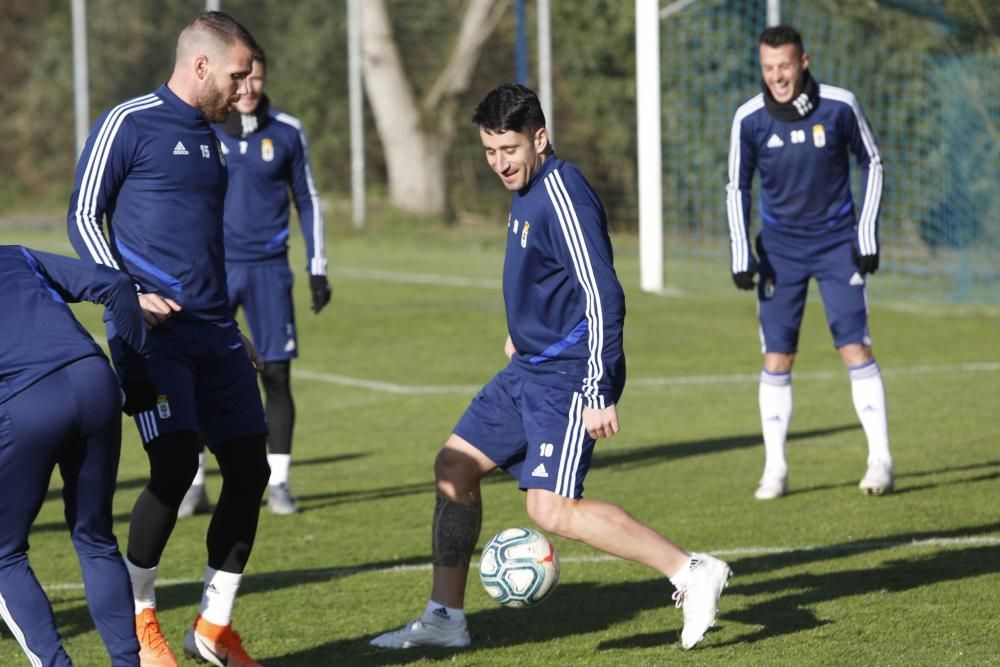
[754,472,788,500]
[370,617,471,649]
[177,484,210,518]
[859,460,894,495]
[672,553,732,650]
[267,483,299,515]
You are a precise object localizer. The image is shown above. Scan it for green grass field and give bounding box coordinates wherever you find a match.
[1,214,998,666]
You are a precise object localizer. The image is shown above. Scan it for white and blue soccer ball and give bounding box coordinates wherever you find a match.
[479,527,560,607]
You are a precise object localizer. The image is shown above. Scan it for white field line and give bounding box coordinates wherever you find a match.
[294,362,1000,395]
[42,535,1000,592]
[332,266,1000,317]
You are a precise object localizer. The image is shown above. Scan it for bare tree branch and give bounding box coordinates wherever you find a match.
[422,0,512,113]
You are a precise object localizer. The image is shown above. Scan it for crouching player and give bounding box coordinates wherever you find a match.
[0,246,153,666]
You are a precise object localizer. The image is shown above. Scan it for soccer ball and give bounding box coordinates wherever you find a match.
[479,527,559,607]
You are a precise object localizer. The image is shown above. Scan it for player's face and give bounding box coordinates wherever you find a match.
[759,43,808,104]
[200,44,253,123]
[480,127,549,192]
[234,59,265,114]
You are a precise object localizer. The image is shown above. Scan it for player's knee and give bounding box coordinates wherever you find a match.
[434,446,473,485]
[525,492,571,537]
[215,433,270,495]
[261,361,292,399]
[146,431,201,505]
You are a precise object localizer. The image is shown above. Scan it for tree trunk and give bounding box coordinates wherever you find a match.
[361,0,509,217]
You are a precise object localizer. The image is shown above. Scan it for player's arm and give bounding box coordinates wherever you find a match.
[547,179,625,437]
[287,121,331,313]
[845,95,884,274]
[24,247,155,414]
[726,111,758,290]
[66,112,180,326]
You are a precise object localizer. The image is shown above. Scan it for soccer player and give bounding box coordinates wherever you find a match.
[68,12,270,667]
[0,245,152,667]
[370,83,731,652]
[726,25,893,499]
[177,48,331,519]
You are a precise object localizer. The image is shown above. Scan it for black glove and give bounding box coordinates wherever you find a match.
[310,274,332,314]
[731,255,758,291]
[121,372,157,416]
[852,246,879,275]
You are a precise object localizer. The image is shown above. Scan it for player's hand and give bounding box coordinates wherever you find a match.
[732,253,758,290]
[138,293,181,328]
[241,334,264,372]
[310,274,332,314]
[504,335,517,360]
[732,270,756,290]
[852,246,880,275]
[583,404,620,440]
[121,373,157,416]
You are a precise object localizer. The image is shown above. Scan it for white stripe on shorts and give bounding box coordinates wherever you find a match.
[555,393,587,498]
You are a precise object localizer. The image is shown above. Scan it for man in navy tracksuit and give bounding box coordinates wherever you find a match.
[67,12,268,667]
[371,83,731,652]
[0,245,151,667]
[726,25,893,500]
[178,49,331,518]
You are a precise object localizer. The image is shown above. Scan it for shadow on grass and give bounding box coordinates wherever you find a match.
[260,578,680,666]
[591,425,858,471]
[715,543,1000,646]
[730,520,1000,576]
[765,458,1000,498]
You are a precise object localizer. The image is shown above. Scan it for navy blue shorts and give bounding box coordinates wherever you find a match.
[131,318,267,447]
[453,367,595,499]
[227,262,298,363]
[756,230,871,354]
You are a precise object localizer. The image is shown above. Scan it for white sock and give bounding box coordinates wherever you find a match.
[668,554,700,588]
[421,600,465,628]
[267,453,291,486]
[126,559,157,614]
[198,566,242,627]
[191,452,207,486]
[849,360,892,466]
[759,370,792,477]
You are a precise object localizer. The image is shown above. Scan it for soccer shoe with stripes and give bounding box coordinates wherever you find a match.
[183,615,261,667]
[672,553,732,650]
[370,617,471,648]
[136,608,179,667]
[177,484,211,519]
[754,472,788,500]
[859,460,894,495]
[267,482,299,515]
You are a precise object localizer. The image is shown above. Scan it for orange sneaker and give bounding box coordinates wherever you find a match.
[135,608,179,667]
[183,614,262,667]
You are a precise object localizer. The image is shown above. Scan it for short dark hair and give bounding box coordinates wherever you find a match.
[188,11,261,58]
[759,24,804,55]
[472,83,546,135]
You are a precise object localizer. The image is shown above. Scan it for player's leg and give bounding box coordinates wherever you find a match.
[127,430,199,667]
[816,241,893,493]
[247,263,299,514]
[519,383,730,650]
[261,360,297,513]
[123,324,204,666]
[0,370,77,667]
[57,356,141,666]
[184,324,269,667]
[371,371,520,649]
[368,435,494,649]
[755,232,809,498]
